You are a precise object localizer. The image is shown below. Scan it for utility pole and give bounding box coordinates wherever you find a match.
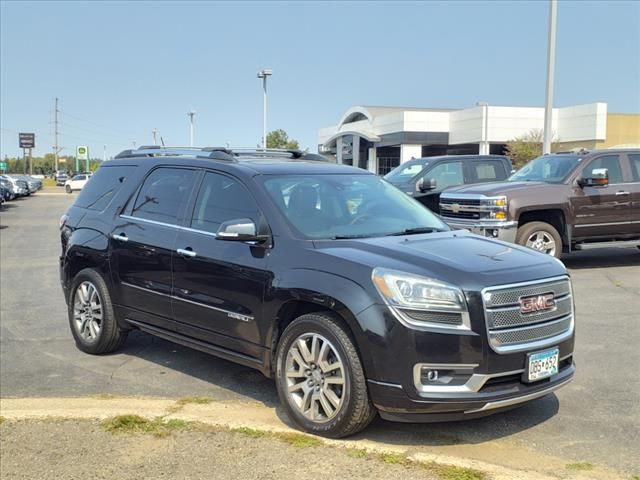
[152,128,158,145]
[54,97,60,171]
[103,145,107,162]
[543,0,557,154]
[257,69,272,149]
[187,111,196,147]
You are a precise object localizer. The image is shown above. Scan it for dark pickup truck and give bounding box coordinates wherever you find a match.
[384,155,512,213]
[439,149,640,257]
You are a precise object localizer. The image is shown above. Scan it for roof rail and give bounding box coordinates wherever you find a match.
[112,146,329,163]
[114,146,236,161]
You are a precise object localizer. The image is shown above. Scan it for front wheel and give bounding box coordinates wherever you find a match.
[65,185,72,194]
[516,221,562,258]
[275,312,375,438]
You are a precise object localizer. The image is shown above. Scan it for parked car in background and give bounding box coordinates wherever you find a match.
[0,177,16,200]
[0,175,29,197]
[56,171,69,186]
[64,173,91,193]
[384,155,512,213]
[10,175,42,193]
[440,149,640,257]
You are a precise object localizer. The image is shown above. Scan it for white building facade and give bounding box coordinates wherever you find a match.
[318,103,608,175]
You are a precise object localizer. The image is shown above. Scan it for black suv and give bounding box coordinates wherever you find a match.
[60,147,575,438]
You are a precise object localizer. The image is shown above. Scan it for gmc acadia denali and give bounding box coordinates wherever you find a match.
[60,146,575,438]
[440,149,640,257]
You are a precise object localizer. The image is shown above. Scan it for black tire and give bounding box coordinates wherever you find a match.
[65,185,72,194]
[275,312,375,438]
[68,268,127,354]
[516,221,562,258]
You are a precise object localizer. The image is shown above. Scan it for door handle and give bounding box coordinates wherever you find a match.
[615,191,630,196]
[112,233,128,242]
[177,248,197,258]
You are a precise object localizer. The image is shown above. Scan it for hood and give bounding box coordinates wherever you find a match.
[443,181,555,197]
[313,230,565,292]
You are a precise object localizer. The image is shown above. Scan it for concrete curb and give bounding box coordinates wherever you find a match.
[0,397,623,480]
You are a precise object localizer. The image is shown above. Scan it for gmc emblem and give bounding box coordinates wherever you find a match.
[519,293,555,314]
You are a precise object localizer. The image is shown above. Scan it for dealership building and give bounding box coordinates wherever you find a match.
[318,103,640,175]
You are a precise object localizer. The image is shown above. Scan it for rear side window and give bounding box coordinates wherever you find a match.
[473,161,506,182]
[131,167,196,224]
[629,154,640,181]
[190,172,261,234]
[75,165,136,211]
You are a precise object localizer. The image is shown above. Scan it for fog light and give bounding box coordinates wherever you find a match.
[419,366,472,387]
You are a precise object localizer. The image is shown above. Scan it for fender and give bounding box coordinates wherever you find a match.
[62,228,111,296]
[264,268,379,376]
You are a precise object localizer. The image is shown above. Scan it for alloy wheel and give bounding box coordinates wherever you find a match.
[284,333,346,423]
[73,281,103,342]
[525,231,556,256]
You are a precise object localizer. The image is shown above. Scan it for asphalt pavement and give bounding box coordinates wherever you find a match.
[1,193,638,475]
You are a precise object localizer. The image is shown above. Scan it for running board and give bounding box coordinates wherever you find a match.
[574,240,640,250]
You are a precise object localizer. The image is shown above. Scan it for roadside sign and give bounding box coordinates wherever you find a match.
[0,161,7,170]
[76,146,89,161]
[19,133,35,149]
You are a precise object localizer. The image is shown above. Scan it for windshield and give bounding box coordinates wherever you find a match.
[509,154,581,183]
[383,159,429,183]
[262,174,448,240]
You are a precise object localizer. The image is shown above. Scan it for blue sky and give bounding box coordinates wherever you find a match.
[1,0,639,159]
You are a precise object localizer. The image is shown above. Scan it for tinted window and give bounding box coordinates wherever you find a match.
[383,159,430,183]
[473,161,505,182]
[628,154,640,181]
[75,165,136,211]
[585,155,623,184]
[190,172,261,234]
[131,168,196,224]
[425,161,463,189]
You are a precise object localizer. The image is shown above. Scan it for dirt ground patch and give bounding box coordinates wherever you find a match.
[0,419,449,480]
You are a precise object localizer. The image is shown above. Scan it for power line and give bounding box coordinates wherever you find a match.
[58,109,136,137]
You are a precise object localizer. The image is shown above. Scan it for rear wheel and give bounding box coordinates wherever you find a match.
[68,268,127,354]
[275,312,375,438]
[516,221,562,258]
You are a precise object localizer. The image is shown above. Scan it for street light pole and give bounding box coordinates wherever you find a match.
[476,101,489,155]
[187,111,196,147]
[152,128,158,146]
[257,68,272,149]
[543,0,557,154]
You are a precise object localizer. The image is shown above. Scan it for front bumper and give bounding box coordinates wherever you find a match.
[443,218,518,244]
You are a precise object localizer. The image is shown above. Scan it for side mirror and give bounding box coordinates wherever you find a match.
[578,168,609,188]
[216,218,270,244]
[417,177,437,192]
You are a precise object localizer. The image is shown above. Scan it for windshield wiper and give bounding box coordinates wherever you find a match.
[385,227,446,236]
[332,234,373,240]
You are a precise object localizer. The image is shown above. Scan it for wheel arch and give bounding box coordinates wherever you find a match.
[517,208,568,246]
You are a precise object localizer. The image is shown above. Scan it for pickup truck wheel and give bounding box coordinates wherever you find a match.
[516,221,562,258]
[275,312,375,438]
[68,268,128,354]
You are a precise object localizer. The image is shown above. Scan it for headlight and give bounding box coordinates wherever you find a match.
[480,195,508,220]
[372,268,470,330]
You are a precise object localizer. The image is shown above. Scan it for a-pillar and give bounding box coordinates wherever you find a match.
[367,147,377,173]
[336,136,344,164]
[400,144,422,163]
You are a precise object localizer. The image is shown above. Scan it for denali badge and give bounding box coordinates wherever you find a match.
[519,293,555,314]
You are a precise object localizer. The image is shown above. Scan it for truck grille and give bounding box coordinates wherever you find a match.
[440,197,489,220]
[482,277,574,353]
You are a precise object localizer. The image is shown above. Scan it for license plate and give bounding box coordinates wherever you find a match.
[527,348,559,382]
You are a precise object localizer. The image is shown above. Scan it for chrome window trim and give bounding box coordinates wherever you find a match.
[121,281,253,322]
[482,276,574,354]
[120,214,218,237]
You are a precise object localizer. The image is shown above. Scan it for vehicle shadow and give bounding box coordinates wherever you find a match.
[561,247,640,269]
[121,331,560,445]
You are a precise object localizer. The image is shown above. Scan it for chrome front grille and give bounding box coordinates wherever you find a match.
[482,277,574,353]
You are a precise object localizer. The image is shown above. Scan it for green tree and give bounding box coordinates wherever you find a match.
[266,129,300,150]
[505,129,559,169]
